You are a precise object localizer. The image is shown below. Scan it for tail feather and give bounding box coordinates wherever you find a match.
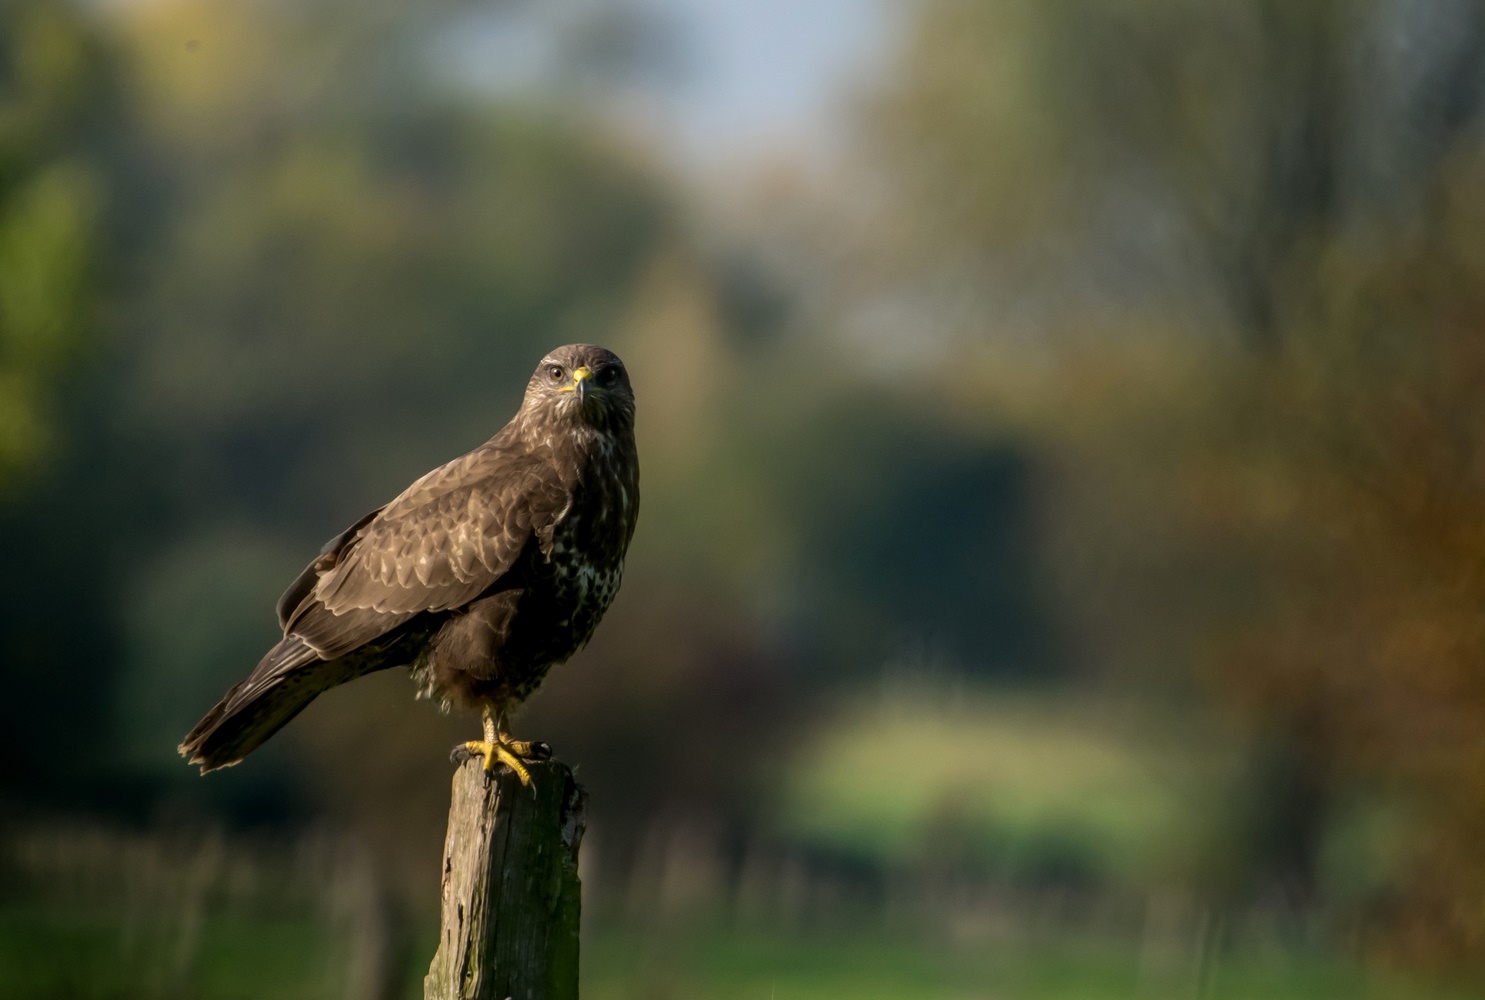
[179,636,340,773]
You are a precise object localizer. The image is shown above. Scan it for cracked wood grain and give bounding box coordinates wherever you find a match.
[424,759,585,1000]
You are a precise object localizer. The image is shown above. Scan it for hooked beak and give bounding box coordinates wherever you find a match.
[571,365,591,404]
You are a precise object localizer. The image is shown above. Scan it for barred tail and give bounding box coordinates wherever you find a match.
[179,635,336,773]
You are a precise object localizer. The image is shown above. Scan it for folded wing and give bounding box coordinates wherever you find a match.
[283,445,571,660]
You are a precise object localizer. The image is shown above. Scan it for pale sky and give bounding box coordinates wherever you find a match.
[438,0,894,172]
[655,0,891,162]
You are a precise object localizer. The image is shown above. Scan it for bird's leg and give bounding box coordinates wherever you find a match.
[494,710,551,761]
[451,709,551,786]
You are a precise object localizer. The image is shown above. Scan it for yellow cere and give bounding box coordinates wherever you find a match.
[559,366,592,392]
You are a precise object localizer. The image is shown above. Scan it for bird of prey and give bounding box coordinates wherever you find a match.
[180,344,639,783]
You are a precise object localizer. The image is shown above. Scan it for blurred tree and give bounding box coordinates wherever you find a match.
[1195,193,1485,960]
[0,1,105,486]
[0,1,129,808]
[789,399,1050,678]
[856,0,1485,965]
[861,0,1485,349]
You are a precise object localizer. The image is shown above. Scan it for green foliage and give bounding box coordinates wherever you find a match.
[860,0,1485,965]
[0,3,104,487]
[779,690,1244,885]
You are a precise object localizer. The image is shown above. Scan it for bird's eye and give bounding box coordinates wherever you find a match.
[548,365,564,382]
[597,366,619,386]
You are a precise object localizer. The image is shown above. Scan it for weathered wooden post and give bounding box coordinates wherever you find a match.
[424,758,586,1000]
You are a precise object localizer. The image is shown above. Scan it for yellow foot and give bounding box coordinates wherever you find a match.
[450,737,551,786]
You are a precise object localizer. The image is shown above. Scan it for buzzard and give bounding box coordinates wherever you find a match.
[180,344,639,783]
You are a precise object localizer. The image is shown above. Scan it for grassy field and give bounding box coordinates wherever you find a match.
[584,926,1481,1000]
[2,902,1477,1000]
[0,904,336,1000]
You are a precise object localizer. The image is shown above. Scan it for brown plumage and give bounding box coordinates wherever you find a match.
[180,345,639,774]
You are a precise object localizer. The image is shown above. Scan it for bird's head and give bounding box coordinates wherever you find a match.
[523,344,635,433]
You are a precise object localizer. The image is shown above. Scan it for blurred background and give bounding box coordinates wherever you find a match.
[5,0,1485,997]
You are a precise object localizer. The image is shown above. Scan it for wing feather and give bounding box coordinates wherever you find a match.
[280,440,572,660]
[275,506,382,629]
